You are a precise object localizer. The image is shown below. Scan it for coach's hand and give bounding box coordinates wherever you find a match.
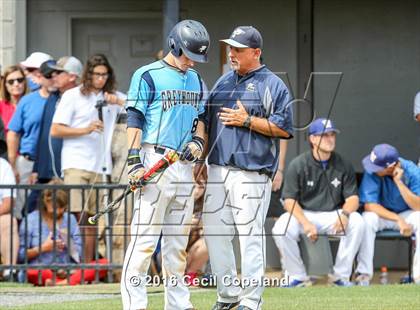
[180,136,205,162]
[194,162,208,185]
[219,99,248,127]
[303,222,318,242]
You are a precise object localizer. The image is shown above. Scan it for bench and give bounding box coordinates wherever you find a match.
[375,229,414,282]
[299,230,415,281]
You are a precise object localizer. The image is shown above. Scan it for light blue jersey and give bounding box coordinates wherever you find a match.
[126,60,205,151]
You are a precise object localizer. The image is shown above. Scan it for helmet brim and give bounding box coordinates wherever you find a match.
[182,48,208,63]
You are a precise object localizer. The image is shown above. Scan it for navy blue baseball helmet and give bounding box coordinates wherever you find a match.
[167,20,210,63]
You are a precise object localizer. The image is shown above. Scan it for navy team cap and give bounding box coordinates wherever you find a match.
[308,118,340,136]
[362,144,400,174]
[221,26,263,49]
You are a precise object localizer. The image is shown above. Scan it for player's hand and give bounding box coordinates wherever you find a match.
[397,218,412,236]
[393,166,404,183]
[128,163,146,191]
[332,214,349,234]
[180,136,205,162]
[104,92,125,106]
[86,120,103,134]
[272,170,283,192]
[219,99,248,127]
[303,222,318,242]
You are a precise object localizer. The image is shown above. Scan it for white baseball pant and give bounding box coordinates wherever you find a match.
[272,210,364,281]
[121,146,194,310]
[356,210,420,281]
[203,165,272,310]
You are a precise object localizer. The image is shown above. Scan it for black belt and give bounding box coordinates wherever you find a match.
[21,154,35,161]
[153,145,170,155]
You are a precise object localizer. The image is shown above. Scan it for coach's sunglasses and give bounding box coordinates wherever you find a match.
[6,77,25,85]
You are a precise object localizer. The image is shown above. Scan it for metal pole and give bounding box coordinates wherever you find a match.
[162,0,180,53]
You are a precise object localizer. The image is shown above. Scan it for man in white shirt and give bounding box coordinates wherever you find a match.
[0,138,18,280]
[51,54,125,263]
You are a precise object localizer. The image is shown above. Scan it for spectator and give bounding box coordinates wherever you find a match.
[50,54,125,263]
[272,118,364,287]
[0,118,6,159]
[31,57,83,184]
[0,139,18,281]
[355,144,420,286]
[185,185,209,286]
[0,65,28,135]
[7,63,53,218]
[20,52,53,92]
[18,181,108,286]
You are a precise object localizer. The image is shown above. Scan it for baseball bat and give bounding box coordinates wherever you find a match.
[87,150,180,225]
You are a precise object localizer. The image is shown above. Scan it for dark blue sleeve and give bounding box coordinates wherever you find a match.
[267,80,294,138]
[127,107,145,129]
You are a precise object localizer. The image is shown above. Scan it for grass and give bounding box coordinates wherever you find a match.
[1,283,420,309]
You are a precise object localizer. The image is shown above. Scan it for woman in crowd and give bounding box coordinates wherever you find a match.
[18,180,108,286]
[0,66,28,135]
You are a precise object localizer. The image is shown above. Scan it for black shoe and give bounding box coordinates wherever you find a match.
[211,301,240,310]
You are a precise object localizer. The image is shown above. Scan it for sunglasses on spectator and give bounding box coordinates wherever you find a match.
[6,77,25,85]
[92,72,109,78]
[25,67,38,73]
[43,71,60,79]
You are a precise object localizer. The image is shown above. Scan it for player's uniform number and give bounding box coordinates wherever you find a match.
[191,118,199,133]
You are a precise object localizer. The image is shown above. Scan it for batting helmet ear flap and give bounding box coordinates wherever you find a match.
[168,33,183,57]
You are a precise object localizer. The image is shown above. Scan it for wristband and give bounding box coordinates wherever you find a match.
[128,148,142,166]
[195,159,205,164]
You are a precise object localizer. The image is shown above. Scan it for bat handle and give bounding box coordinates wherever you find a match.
[88,214,100,225]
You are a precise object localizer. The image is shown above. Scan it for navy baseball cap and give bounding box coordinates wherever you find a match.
[40,60,58,78]
[308,118,340,135]
[221,26,263,49]
[362,144,400,173]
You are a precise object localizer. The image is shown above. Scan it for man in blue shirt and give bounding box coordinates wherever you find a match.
[355,144,420,285]
[7,66,51,218]
[199,26,293,310]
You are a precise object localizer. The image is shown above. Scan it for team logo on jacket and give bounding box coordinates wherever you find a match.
[246,83,255,92]
[307,180,314,187]
[331,177,341,188]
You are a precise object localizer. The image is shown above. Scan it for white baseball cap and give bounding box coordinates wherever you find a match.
[49,56,83,78]
[20,52,53,69]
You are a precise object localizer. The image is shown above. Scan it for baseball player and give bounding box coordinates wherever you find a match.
[197,26,293,310]
[354,144,420,286]
[272,118,364,287]
[120,20,210,310]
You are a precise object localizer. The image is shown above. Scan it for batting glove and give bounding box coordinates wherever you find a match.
[180,136,205,162]
[127,148,145,190]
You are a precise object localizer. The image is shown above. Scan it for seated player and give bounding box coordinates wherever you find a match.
[272,118,364,287]
[355,144,420,285]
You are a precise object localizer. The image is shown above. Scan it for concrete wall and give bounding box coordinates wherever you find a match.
[313,0,420,170]
[0,0,26,68]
